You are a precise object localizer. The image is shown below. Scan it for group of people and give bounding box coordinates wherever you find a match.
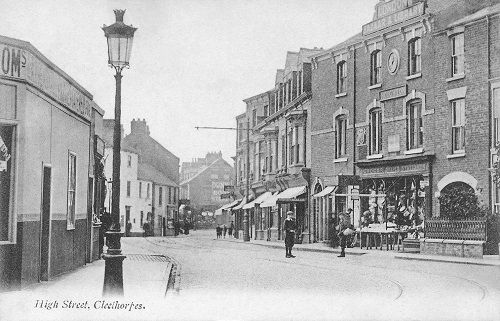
[216,222,234,239]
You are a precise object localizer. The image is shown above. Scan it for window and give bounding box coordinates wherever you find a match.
[370,50,381,85]
[139,182,142,198]
[0,125,14,241]
[67,152,77,229]
[281,134,286,168]
[168,187,172,204]
[298,70,303,95]
[294,126,300,163]
[408,38,421,75]
[337,61,347,94]
[369,108,382,155]
[252,109,257,127]
[451,99,465,153]
[127,181,131,197]
[127,155,131,167]
[335,116,347,158]
[494,87,500,145]
[451,33,464,76]
[159,187,163,206]
[146,183,150,199]
[264,105,269,117]
[258,141,265,177]
[173,188,177,203]
[406,100,423,150]
[140,211,144,227]
[288,128,293,165]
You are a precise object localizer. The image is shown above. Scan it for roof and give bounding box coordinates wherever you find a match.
[448,3,500,28]
[284,51,299,75]
[180,157,233,186]
[275,69,284,84]
[310,33,364,60]
[138,162,178,187]
[298,47,324,63]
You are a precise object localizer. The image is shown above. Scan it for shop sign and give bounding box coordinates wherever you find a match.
[0,44,27,79]
[359,162,428,178]
[362,2,425,35]
[1,42,92,121]
[375,0,414,19]
[380,85,406,102]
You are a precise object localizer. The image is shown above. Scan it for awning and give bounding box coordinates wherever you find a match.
[313,186,337,198]
[276,186,306,203]
[232,196,253,210]
[215,199,241,216]
[260,192,280,208]
[261,186,306,207]
[242,192,272,209]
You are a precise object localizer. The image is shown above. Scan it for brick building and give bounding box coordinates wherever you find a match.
[309,0,500,243]
[234,48,322,242]
[180,152,234,218]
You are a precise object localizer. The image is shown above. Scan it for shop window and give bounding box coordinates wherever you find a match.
[335,116,347,158]
[451,99,465,154]
[0,126,14,241]
[369,108,382,155]
[127,155,132,167]
[67,152,77,229]
[337,61,347,94]
[451,33,464,76]
[408,38,421,76]
[406,100,423,150]
[370,50,381,85]
[159,187,163,206]
[127,181,131,197]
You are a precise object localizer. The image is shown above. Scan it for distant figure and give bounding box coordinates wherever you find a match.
[216,225,221,239]
[223,225,227,238]
[229,221,234,238]
[283,211,296,258]
[337,211,353,257]
[143,221,150,237]
[126,220,132,237]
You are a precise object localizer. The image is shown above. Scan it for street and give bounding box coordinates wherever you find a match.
[126,230,500,320]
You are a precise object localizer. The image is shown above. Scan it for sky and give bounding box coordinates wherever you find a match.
[0,0,378,165]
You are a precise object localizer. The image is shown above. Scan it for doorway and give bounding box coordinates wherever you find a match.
[39,164,51,281]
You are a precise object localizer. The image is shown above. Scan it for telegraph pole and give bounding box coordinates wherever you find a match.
[195,123,251,241]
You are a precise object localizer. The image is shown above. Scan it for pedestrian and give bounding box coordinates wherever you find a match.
[229,221,234,238]
[337,210,353,257]
[216,225,221,238]
[223,224,227,238]
[143,221,150,237]
[126,220,132,237]
[283,211,296,258]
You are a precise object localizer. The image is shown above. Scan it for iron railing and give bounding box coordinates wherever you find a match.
[424,218,487,241]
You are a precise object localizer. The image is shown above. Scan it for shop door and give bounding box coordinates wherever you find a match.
[39,165,51,281]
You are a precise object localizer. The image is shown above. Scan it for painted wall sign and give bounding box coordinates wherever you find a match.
[0,42,93,121]
[380,85,407,101]
[359,162,428,178]
[362,2,425,35]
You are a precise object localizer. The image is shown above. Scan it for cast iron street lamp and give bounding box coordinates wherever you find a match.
[102,9,137,296]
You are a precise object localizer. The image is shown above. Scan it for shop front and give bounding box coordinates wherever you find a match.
[242,191,272,240]
[354,154,434,247]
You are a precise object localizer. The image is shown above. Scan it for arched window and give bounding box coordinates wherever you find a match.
[370,50,381,85]
[408,37,421,75]
[335,116,347,158]
[369,108,382,155]
[337,61,347,94]
[406,99,423,150]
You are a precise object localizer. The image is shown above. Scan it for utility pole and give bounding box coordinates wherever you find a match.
[195,122,251,241]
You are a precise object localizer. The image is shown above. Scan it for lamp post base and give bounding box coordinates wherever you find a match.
[102,230,126,296]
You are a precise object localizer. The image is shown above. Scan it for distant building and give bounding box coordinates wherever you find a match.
[180,152,234,215]
[103,119,179,236]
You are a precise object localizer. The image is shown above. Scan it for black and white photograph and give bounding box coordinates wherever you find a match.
[1,0,500,320]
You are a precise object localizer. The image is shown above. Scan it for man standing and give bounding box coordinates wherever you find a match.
[283,211,296,258]
[228,221,234,238]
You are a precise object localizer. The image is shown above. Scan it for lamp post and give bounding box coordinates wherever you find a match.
[102,9,137,296]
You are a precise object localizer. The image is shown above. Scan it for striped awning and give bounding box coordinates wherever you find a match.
[261,186,306,207]
[242,192,272,210]
[312,186,337,198]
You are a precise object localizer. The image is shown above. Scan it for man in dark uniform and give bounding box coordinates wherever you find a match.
[283,211,296,258]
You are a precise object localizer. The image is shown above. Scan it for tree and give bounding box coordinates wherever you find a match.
[438,182,484,219]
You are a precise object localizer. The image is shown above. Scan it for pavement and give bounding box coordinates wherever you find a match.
[218,234,500,266]
[0,239,173,321]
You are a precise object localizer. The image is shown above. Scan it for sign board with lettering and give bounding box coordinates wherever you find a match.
[358,162,429,178]
[362,2,425,35]
[380,85,407,102]
[0,42,93,121]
